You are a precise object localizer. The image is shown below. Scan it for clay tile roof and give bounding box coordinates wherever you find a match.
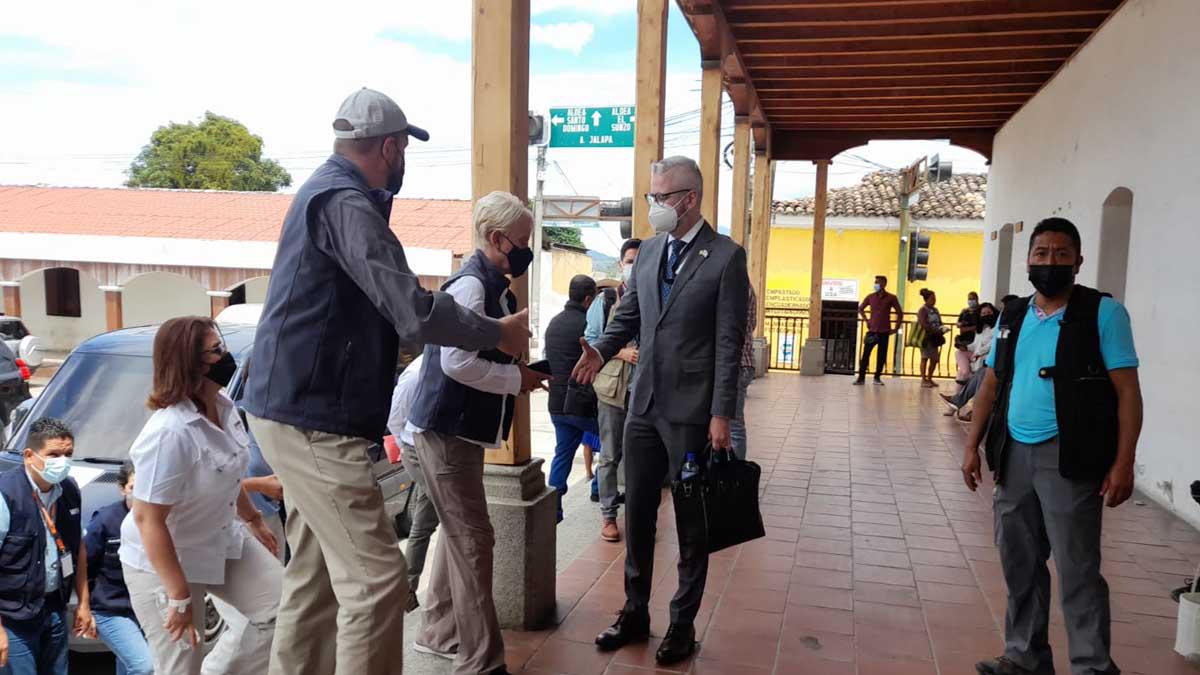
[0,186,473,255]
[773,171,987,220]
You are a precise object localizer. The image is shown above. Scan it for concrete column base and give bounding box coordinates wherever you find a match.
[799,338,826,376]
[483,458,557,630]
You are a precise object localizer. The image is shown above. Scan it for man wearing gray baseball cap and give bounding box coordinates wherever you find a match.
[242,88,529,675]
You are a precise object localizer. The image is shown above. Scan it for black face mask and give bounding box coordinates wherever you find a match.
[386,156,405,194]
[1028,264,1075,297]
[506,245,534,278]
[980,314,997,328]
[204,351,237,388]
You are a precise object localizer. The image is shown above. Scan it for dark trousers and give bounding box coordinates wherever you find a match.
[622,404,709,625]
[857,332,890,380]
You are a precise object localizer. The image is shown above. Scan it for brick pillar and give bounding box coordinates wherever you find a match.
[208,291,232,319]
[99,286,123,332]
[0,282,20,317]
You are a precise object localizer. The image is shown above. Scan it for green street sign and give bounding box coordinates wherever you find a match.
[548,106,635,148]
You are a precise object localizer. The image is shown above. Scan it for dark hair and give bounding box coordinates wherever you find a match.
[568,275,598,303]
[148,316,218,410]
[1000,294,1020,307]
[968,291,979,299]
[619,239,642,260]
[874,275,887,285]
[1029,217,1082,254]
[28,418,73,452]
[919,288,933,301]
[118,461,135,489]
[978,302,997,315]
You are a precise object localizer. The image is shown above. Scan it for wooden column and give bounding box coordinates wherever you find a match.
[728,116,751,247]
[749,151,774,338]
[473,0,530,466]
[208,291,232,319]
[632,0,668,239]
[100,286,123,332]
[808,160,830,337]
[0,282,20,318]
[698,61,723,226]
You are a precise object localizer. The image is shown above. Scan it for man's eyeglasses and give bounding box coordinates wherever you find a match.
[644,189,691,207]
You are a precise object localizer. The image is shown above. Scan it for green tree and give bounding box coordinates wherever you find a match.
[544,226,585,249]
[126,112,292,191]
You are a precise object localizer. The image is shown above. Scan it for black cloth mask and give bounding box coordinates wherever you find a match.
[204,351,237,388]
[507,245,534,278]
[1028,264,1075,297]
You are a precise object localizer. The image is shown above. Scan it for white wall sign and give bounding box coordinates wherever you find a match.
[821,279,859,301]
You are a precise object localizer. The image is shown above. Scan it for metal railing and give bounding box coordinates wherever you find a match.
[763,305,969,379]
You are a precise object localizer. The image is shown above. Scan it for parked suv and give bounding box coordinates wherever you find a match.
[0,316,44,373]
[0,340,31,442]
[0,322,413,652]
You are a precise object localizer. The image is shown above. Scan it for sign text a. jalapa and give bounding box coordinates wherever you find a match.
[548,106,635,148]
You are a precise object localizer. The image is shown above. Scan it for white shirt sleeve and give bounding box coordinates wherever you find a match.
[387,356,423,437]
[440,277,521,396]
[130,427,196,506]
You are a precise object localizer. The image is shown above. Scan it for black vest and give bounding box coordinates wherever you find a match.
[544,301,589,416]
[407,251,517,445]
[984,285,1120,482]
[243,154,400,441]
[0,468,81,623]
[84,500,135,618]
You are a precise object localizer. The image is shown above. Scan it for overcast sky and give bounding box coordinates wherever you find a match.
[1,0,990,253]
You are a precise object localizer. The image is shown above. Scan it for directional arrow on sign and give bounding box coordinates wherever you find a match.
[592,111,602,126]
[551,115,565,125]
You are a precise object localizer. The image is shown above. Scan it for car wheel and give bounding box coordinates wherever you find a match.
[203,595,226,651]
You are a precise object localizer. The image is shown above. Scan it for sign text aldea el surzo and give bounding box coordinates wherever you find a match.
[549,106,635,148]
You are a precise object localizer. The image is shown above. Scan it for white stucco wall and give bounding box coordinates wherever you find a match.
[18,270,107,352]
[982,0,1200,525]
[241,277,270,304]
[121,272,211,329]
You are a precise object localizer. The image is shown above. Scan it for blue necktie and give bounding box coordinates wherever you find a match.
[661,239,686,306]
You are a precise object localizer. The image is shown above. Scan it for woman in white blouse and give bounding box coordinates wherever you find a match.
[119,316,281,675]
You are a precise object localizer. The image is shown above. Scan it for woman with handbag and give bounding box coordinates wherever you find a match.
[916,289,950,387]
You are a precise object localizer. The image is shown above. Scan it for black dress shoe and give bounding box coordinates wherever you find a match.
[655,623,696,665]
[595,609,650,651]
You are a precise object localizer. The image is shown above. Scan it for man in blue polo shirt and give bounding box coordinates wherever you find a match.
[962,218,1142,675]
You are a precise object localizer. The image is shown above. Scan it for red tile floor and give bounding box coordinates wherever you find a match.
[505,374,1200,675]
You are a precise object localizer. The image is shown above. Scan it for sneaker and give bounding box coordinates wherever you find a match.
[413,641,457,660]
[600,519,621,542]
[940,393,960,411]
[590,491,600,503]
[852,378,865,386]
[873,378,885,386]
[404,587,420,613]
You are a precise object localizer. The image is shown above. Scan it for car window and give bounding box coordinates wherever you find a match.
[6,353,154,461]
[0,320,28,341]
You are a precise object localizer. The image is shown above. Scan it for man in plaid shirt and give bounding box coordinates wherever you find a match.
[730,285,757,459]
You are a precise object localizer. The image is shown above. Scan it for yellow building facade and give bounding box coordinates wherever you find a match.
[764,225,985,315]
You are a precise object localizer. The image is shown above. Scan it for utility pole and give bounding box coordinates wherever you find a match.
[893,188,912,375]
[529,143,547,355]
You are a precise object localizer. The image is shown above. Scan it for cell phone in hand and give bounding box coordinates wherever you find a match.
[527,360,553,375]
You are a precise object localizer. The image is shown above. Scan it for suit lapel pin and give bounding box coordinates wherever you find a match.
[699,249,709,258]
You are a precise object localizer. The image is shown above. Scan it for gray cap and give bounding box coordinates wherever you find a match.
[332,88,429,142]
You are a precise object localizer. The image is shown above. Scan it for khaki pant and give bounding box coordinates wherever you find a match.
[413,430,506,675]
[123,533,281,675]
[247,415,409,675]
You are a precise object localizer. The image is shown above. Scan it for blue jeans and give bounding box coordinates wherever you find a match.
[1,610,68,675]
[94,612,153,675]
[729,366,755,460]
[549,414,600,522]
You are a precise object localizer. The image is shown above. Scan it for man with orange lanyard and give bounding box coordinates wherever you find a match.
[0,418,95,674]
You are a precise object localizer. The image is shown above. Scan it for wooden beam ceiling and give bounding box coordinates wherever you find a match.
[675,0,1126,160]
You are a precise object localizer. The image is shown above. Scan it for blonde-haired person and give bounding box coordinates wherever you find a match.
[119,316,281,675]
[407,191,549,675]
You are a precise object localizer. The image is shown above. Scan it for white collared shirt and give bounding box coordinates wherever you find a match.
[119,392,250,585]
[669,218,704,275]
[388,355,423,447]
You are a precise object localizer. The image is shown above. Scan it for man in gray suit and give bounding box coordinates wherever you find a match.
[573,156,749,666]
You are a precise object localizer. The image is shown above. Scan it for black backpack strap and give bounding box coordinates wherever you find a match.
[600,287,618,331]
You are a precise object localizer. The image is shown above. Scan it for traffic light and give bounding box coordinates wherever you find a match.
[908,232,931,282]
[927,154,952,183]
[528,112,547,146]
[600,197,634,239]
